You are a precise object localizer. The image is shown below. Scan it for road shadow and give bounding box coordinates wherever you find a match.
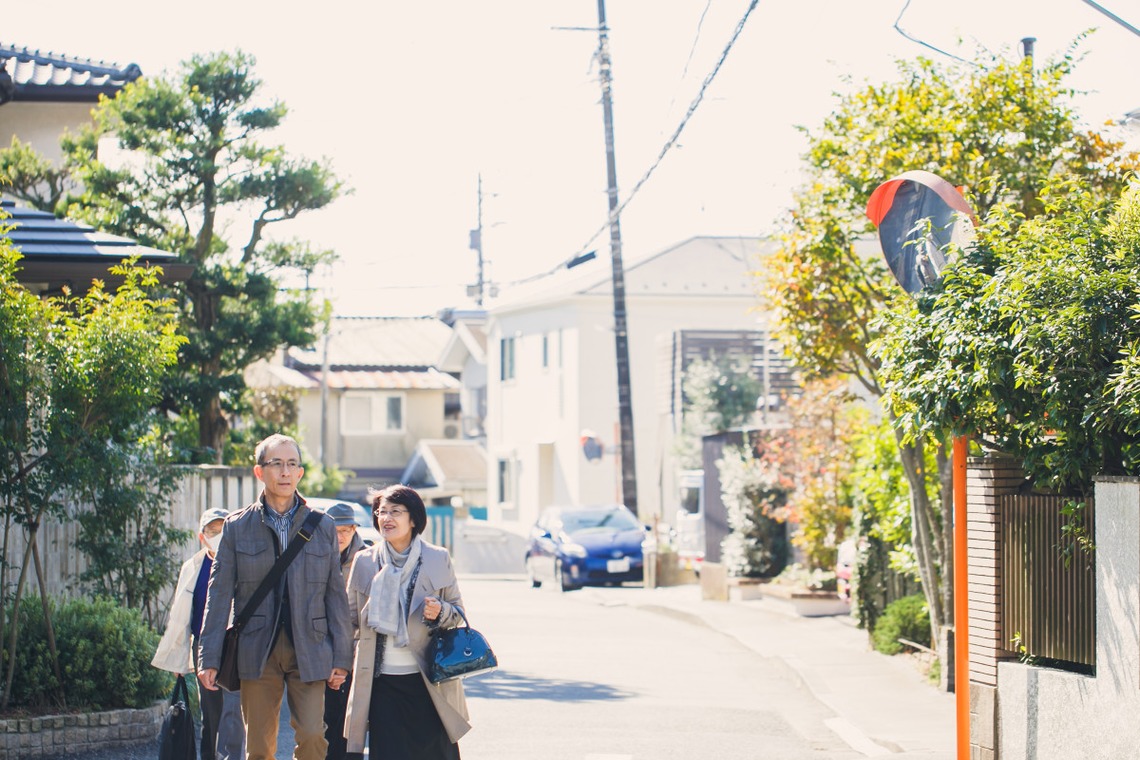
[462,670,633,702]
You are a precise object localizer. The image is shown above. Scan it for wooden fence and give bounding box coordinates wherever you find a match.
[1,466,257,603]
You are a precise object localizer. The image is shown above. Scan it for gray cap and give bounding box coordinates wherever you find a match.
[199,508,229,532]
[325,502,358,527]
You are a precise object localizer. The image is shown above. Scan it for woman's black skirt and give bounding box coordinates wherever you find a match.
[368,673,460,760]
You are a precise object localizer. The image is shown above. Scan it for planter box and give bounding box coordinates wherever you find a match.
[731,579,851,617]
[0,703,164,758]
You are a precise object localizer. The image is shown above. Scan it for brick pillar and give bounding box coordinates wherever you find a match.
[966,454,1023,760]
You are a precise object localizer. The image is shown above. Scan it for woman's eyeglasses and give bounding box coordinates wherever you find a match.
[375,509,409,519]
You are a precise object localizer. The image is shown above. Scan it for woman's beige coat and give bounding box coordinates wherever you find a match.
[343,539,471,751]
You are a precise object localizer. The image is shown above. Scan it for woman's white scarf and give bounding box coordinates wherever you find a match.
[367,536,422,647]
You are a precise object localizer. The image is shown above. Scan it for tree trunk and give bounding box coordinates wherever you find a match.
[1,527,35,710]
[199,394,228,464]
[31,533,65,707]
[891,422,946,640]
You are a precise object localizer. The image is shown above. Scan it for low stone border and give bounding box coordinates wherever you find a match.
[0,703,163,758]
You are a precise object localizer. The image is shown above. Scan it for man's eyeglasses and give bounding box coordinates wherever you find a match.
[261,459,302,472]
[375,509,409,519]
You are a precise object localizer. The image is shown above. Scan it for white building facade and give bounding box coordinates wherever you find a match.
[485,236,777,529]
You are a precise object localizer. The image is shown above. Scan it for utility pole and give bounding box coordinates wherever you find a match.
[595,0,638,512]
[469,173,486,307]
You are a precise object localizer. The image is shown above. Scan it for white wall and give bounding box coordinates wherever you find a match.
[0,102,94,164]
[487,289,760,529]
[295,387,448,471]
[997,477,1140,759]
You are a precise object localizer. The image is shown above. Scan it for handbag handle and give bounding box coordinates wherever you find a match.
[171,674,191,706]
[231,509,324,632]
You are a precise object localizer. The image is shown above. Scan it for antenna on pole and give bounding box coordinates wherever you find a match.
[468,173,485,307]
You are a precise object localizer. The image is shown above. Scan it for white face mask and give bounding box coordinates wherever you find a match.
[205,534,222,554]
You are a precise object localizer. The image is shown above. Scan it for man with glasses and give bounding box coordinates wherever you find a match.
[197,433,352,760]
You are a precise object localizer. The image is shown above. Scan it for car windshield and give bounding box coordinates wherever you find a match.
[561,507,640,534]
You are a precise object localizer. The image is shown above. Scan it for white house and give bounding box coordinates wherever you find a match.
[485,235,781,529]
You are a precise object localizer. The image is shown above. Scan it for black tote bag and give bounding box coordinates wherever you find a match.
[157,674,196,760]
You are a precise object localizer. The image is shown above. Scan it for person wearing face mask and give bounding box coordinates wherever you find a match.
[153,508,245,760]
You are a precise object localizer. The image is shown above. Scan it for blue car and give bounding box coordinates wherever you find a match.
[525,505,647,591]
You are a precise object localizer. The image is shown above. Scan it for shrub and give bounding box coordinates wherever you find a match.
[872,594,931,656]
[3,596,169,710]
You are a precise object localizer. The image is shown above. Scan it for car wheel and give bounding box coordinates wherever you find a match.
[556,560,577,592]
[525,557,541,588]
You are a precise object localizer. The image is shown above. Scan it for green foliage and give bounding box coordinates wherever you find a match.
[0,137,69,214]
[0,50,343,461]
[872,594,931,655]
[781,377,863,569]
[717,442,790,578]
[674,356,761,468]
[0,241,184,708]
[759,41,1139,635]
[849,416,926,631]
[73,438,192,624]
[2,596,169,710]
[875,180,1140,493]
[1057,499,1095,570]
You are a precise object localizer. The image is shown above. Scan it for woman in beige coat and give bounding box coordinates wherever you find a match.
[343,485,471,759]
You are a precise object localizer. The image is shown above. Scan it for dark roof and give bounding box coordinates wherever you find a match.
[2,200,193,292]
[0,45,141,105]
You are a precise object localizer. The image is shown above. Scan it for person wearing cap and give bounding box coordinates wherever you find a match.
[324,502,367,760]
[153,508,245,760]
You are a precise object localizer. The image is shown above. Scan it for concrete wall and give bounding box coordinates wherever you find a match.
[996,477,1140,759]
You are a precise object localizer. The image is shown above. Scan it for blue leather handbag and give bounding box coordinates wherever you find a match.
[427,607,498,684]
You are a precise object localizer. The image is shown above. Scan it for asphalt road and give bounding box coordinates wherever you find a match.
[46,575,875,760]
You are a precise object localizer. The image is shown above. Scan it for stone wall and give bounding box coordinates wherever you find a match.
[0,703,164,759]
[996,477,1140,759]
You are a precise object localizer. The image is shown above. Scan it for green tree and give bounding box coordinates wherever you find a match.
[718,439,791,578]
[10,50,341,462]
[0,243,185,709]
[760,42,1138,642]
[674,355,762,468]
[876,179,1140,494]
[780,376,863,570]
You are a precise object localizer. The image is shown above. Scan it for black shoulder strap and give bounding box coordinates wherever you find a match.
[231,509,324,631]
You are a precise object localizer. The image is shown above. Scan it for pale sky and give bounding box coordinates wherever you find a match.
[6,1,1139,316]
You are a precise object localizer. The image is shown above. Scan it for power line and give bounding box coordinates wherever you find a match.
[1080,0,1140,38]
[891,0,975,65]
[565,0,762,267]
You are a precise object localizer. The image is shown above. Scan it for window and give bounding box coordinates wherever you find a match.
[500,336,516,381]
[341,392,405,435]
[497,458,515,505]
[386,396,403,431]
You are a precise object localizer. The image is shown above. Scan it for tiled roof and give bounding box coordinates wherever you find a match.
[303,368,460,391]
[287,317,456,371]
[2,200,192,289]
[246,359,459,392]
[0,45,141,105]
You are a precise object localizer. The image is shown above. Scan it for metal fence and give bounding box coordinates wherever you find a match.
[999,492,1096,669]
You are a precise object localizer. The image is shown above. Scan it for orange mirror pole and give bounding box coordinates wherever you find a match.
[953,435,970,759]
